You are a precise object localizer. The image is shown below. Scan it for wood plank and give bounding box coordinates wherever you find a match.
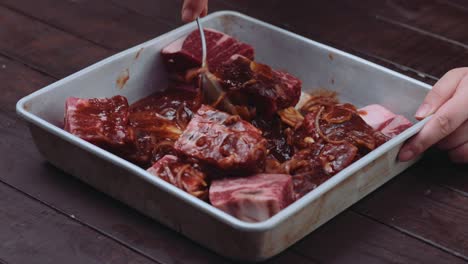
[293,211,466,264]
[444,0,468,10]
[417,150,468,196]
[111,0,436,83]
[264,0,468,79]
[1,0,432,84]
[353,155,468,260]
[0,5,111,78]
[0,0,173,51]
[339,0,468,47]
[108,0,233,25]
[0,182,157,264]
[107,0,467,79]
[0,0,446,83]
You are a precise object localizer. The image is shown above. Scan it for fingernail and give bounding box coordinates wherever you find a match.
[399,148,415,162]
[415,103,431,119]
[182,8,194,22]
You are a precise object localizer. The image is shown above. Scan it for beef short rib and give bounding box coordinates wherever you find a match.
[147,155,208,200]
[174,105,267,173]
[127,89,199,167]
[209,173,294,222]
[64,95,134,154]
[359,104,413,138]
[161,28,254,73]
[216,55,302,118]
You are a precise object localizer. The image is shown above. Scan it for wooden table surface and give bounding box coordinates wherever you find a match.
[1,0,468,263]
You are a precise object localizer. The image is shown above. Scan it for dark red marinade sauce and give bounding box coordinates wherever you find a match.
[132,89,389,200]
[66,88,390,201]
[64,96,134,155]
[126,88,200,167]
[277,90,390,199]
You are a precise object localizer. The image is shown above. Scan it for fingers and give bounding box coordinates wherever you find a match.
[399,72,468,161]
[448,143,468,163]
[182,0,209,22]
[437,120,468,150]
[415,67,468,119]
[201,5,208,17]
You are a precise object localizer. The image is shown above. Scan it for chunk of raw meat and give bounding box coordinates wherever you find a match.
[64,96,134,153]
[279,147,327,199]
[300,103,385,153]
[161,28,254,73]
[127,89,199,167]
[147,155,208,200]
[319,142,358,175]
[279,141,358,199]
[209,174,294,222]
[358,104,396,131]
[379,115,413,138]
[359,104,412,138]
[216,55,302,117]
[174,105,267,173]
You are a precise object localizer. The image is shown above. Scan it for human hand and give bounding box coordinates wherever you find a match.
[181,0,208,22]
[399,67,468,163]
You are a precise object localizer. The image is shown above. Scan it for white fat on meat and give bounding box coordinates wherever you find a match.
[209,174,294,222]
[359,104,412,138]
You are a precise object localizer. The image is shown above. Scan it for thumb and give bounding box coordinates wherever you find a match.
[399,71,468,161]
[415,68,468,120]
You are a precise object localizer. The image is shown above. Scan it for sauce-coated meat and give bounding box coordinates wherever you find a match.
[215,55,302,118]
[147,155,208,200]
[174,105,267,173]
[126,89,200,167]
[64,96,134,155]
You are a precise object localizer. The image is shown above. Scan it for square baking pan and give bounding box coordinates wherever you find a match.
[16,11,431,262]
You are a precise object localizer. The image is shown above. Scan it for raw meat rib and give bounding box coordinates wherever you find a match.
[358,104,396,130]
[216,55,302,117]
[147,155,208,200]
[161,28,254,73]
[359,104,413,138]
[64,96,134,153]
[127,89,199,167]
[379,115,413,138]
[174,105,267,173]
[277,92,393,199]
[301,103,382,153]
[319,142,358,175]
[209,173,294,222]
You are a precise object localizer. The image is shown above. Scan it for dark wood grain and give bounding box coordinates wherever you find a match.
[293,211,466,264]
[107,0,466,79]
[0,182,157,264]
[1,0,468,263]
[353,154,468,260]
[0,5,111,78]
[443,0,468,10]
[0,0,173,51]
[108,0,233,26]
[335,0,468,47]
[260,0,467,79]
[109,0,437,84]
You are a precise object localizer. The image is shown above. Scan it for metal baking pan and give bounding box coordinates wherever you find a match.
[16,11,431,262]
